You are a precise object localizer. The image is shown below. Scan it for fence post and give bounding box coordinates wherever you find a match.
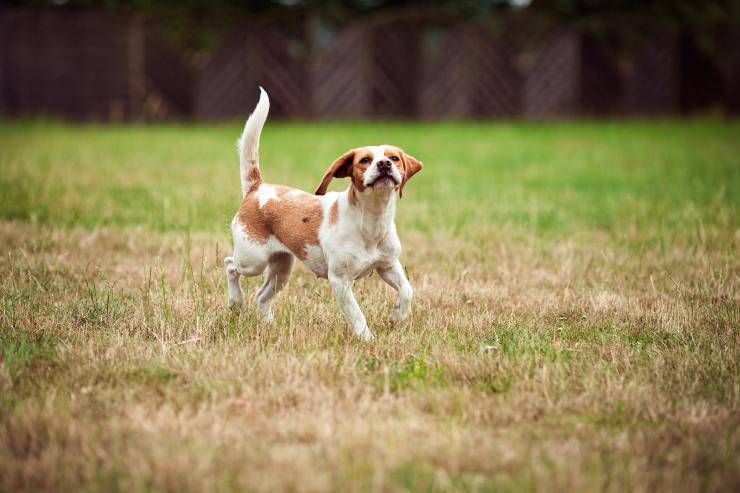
[0,9,6,115]
[420,24,521,119]
[622,31,679,115]
[721,27,740,115]
[128,16,145,121]
[312,26,372,119]
[524,29,581,118]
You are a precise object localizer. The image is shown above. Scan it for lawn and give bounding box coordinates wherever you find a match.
[0,118,738,492]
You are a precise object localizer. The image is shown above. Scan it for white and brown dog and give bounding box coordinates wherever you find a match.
[224,88,423,341]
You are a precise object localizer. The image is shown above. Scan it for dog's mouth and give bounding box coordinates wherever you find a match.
[370,175,398,187]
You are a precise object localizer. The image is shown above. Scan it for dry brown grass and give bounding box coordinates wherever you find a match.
[1,218,737,493]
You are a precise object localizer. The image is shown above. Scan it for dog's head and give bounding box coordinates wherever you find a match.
[314,145,423,198]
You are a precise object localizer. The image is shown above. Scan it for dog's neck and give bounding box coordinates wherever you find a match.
[347,184,397,243]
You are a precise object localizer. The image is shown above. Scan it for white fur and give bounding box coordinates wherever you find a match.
[237,87,269,197]
[224,90,414,341]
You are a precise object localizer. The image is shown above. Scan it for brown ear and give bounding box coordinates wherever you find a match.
[399,151,423,198]
[315,149,355,195]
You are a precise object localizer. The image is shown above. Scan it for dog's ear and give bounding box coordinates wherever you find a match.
[315,149,356,195]
[399,151,423,198]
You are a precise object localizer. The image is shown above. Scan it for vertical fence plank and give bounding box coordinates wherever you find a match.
[257,27,309,118]
[127,17,145,121]
[144,23,193,119]
[679,31,724,113]
[580,32,622,115]
[195,31,250,120]
[420,25,471,119]
[312,25,370,119]
[524,30,580,118]
[3,8,133,120]
[623,31,679,115]
[195,25,307,120]
[0,9,7,115]
[421,24,520,119]
[469,25,521,117]
[370,20,422,118]
[718,27,740,115]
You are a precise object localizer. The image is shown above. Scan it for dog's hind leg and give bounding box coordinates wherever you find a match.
[254,252,294,322]
[228,215,270,311]
[224,256,244,311]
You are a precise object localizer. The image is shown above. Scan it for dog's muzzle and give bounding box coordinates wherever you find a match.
[371,160,399,186]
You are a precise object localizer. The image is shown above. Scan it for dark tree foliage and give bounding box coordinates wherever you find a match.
[9,0,740,20]
[6,0,739,52]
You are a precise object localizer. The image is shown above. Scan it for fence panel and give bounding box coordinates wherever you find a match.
[623,32,680,114]
[144,23,193,119]
[312,26,370,119]
[2,8,139,121]
[524,30,580,117]
[580,32,622,115]
[1,7,737,120]
[195,31,250,120]
[369,19,422,118]
[420,26,471,118]
[195,25,307,120]
[421,24,520,118]
[716,27,740,114]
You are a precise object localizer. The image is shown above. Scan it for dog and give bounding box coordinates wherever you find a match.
[224,88,423,341]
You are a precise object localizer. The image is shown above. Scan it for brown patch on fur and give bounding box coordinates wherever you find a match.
[273,185,296,197]
[315,148,373,195]
[244,161,263,193]
[236,193,270,244]
[393,147,423,198]
[329,199,339,225]
[237,185,323,260]
[349,149,372,193]
[384,147,401,159]
[264,188,323,260]
[315,150,355,195]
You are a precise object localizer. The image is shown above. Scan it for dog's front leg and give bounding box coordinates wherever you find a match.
[377,259,413,325]
[328,273,374,341]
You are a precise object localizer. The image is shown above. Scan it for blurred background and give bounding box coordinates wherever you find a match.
[1,0,739,122]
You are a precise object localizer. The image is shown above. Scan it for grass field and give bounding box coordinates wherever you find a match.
[0,118,738,492]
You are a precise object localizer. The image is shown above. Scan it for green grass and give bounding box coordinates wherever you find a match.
[1,119,736,236]
[0,118,738,492]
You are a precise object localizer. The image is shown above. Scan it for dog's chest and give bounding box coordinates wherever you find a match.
[315,234,399,280]
[350,244,386,279]
[303,244,385,280]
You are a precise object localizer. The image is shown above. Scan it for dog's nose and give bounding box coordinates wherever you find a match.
[378,160,392,173]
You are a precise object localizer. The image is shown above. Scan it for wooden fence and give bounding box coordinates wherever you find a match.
[0,7,738,121]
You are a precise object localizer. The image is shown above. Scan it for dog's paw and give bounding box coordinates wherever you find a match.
[388,298,407,325]
[228,298,243,312]
[389,309,409,326]
[357,328,375,342]
[258,307,275,323]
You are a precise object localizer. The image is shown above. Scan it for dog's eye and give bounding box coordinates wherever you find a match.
[359,157,371,164]
[390,156,400,161]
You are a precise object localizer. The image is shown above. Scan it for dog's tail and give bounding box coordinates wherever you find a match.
[237,87,270,197]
